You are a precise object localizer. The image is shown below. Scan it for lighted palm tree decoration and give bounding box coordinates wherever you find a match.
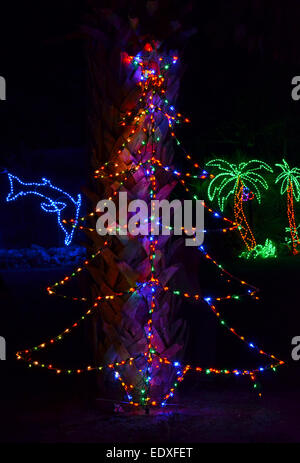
[275,159,300,255]
[206,159,273,250]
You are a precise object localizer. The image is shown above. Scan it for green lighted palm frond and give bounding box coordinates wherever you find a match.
[275,159,300,201]
[206,158,273,211]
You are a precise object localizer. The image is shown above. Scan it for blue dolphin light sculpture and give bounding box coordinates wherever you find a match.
[6,173,81,246]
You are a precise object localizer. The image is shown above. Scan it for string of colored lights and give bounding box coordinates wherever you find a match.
[78,222,238,235]
[16,279,284,404]
[56,219,250,309]
[16,351,139,376]
[157,354,283,375]
[46,243,110,300]
[171,293,281,363]
[18,269,269,371]
[16,300,101,356]
[16,344,281,378]
[143,135,159,407]
[108,361,137,403]
[94,155,212,183]
[16,285,140,359]
[44,267,259,357]
[157,359,284,406]
[197,245,259,291]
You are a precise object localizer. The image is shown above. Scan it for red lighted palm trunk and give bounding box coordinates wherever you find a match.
[234,177,256,251]
[287,180,300,254]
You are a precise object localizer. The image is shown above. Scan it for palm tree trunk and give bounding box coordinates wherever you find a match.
[287,180,300,255]
[83,2,195,407]
[234,177,256,250]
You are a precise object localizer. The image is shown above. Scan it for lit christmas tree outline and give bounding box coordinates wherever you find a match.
[15,49,284,409]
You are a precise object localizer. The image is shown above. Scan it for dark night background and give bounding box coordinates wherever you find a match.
[0,0,300,443]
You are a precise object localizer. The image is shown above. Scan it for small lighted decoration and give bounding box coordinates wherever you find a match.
[206,159,273,251]
[6,173,81,246]
[285,224,300,247]
[242,186,254,202]
[239,239,277,260]
[275,159,300,255]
